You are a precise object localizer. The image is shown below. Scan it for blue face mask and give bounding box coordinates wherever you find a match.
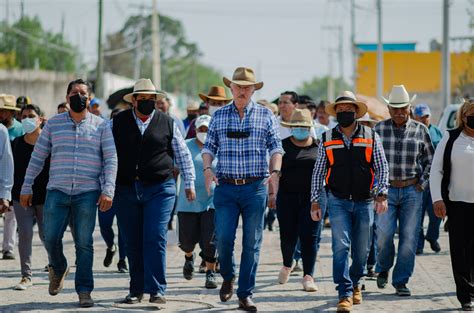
[291,127,310,140]
[22,117,38,134]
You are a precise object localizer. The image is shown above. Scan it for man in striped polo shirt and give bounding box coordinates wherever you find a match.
[20,79,117,308]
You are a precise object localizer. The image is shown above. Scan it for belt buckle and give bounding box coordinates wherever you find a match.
[234,178,246,185]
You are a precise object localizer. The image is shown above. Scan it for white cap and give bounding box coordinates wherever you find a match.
[195,114,211,129]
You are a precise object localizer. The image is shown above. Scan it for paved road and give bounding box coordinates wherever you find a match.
[0,216,462,312]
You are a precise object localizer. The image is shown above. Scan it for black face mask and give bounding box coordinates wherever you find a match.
[467,115,474,129]
[337,111,356,128]
[187,113,197,120]
[69,94,88,113]
[137,99,156,115]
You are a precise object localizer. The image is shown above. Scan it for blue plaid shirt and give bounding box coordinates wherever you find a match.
[202,100,283,179]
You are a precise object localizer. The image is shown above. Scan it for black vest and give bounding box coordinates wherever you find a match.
[113,109,174,185]
[441,128,462,203]
[322,124,375,201]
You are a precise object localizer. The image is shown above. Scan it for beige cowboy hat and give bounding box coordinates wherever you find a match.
[383,85,417,108]
[280,108,313,128]
[326,91,368,119]
[357,112,379,124]
[123,79,166,103]
[257,99,278,115]
[0,94,19,111]
[223,67,264,91]
[198,85,233,102]
[186,100,200,111]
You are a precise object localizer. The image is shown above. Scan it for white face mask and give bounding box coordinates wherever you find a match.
[22,117,38,134]
[196,132,207,144]
[209,105,219,116]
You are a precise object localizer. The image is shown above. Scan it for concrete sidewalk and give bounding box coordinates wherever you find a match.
[0,217,461,312]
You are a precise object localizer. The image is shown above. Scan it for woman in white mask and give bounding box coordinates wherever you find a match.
[176,115,220,289]
[11,104,49,290]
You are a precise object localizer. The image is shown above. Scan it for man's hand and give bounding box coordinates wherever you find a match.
[204,169,218,196]
[268,193,277,209]
[375,198,388,214]
[433,200,447,219]
[310,202,322,221]
[185,188,196,201]
[20,194,33,208]
[97,194,113,212]
[264,172,280,197]
[0,199,10,214]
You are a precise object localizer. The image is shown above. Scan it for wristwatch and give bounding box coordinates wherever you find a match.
[271,170,282,177]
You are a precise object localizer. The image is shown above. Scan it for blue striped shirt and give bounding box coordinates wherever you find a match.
[202,100,283,179]
[21,112,117,198]
[0,124,14,200]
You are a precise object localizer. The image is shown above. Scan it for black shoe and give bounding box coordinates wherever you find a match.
[444,219,449,232]
[238,297,257,311]
[462,302,473,311]
[219,277,235,302]
[395,284,411,296]
[123,293,143,304]
[205,270,218,289]
[427,239,441,253]
[416,248,423,255]
[103,244,116,267]
[117,259,128,273]
[198,260,207,274]
[149,294,166,304]
[367,266,378,278]
[2,250,15,260]
[78,292,94,308]
[183,253,195,280]
[377,271,388,289]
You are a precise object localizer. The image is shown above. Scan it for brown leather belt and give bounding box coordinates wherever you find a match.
[390,178,418,188]
[219,177,262,186]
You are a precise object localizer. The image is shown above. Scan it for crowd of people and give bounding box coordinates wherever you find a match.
[0,66,473,312]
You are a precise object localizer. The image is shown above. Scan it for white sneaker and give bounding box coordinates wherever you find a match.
[278,266,292,284]
[14,277,32,290]
[302,275,318,292]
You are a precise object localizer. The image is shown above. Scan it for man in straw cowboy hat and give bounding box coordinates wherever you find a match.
[112,78,195,305]
[20,79,117,307]
[310,91,389,312]
[0,94,23,261]
[374,85,434,297]
[186,85,233,139]
[202,67,283,311]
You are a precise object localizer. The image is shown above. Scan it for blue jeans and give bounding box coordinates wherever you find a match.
[417,187,441,250]
[213,179,267,299]
[43,189,100,293]
[328,192,374,299]
[98,205,126,260]
[115,179,176,296]
[367,212,377,268]
[376,185,423,286]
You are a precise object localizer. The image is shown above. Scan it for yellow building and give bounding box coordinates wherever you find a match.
[356,51,474,96]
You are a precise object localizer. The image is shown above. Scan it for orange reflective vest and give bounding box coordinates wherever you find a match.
[322,124,375,201]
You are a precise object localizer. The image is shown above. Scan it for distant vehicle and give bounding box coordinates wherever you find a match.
[438,104,461,133]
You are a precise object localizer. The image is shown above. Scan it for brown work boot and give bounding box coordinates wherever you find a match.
[219,277,235,302]
[78,292,94,308]
[48,266,69,296]
[337,297,353,312]
[353,286,362,304]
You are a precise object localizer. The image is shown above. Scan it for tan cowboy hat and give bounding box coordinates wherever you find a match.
[257,99,278,115]
[223,67,264,91]
[0,94,19,111]
[326,91,368,119]
[198,85,233,102]
[383,85,417,108]
[357,112,379,124]
[280,108,313,128]
[186,100,200,111]
[123,78,166,103]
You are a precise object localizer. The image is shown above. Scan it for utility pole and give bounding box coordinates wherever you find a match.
[20,0,24,19]
[322,25,343,94]
[151,0,162,89]
[5,0,9,25]
[376,0,383,100]
[351,0,357,91]
[133,5,146,80]
[327,49,336,102]
[96,0,104,98]
[441,0,451,107]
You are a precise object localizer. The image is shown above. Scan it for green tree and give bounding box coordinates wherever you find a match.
[296,76,350,102]
[104,14,222,97]
[0,16,76,72]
